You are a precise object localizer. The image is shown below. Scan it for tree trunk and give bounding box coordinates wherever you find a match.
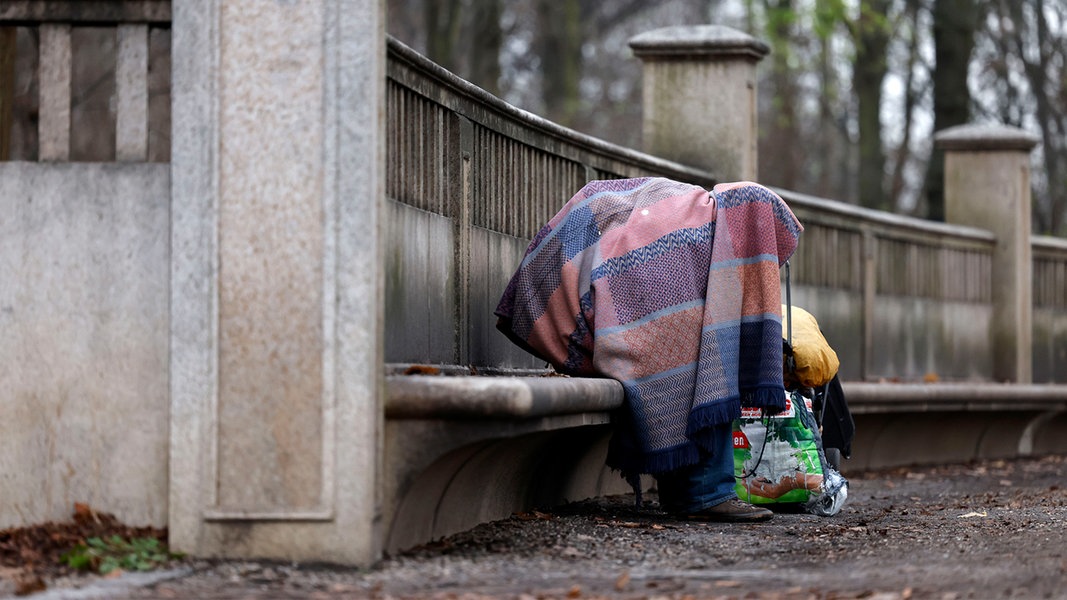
[854,0,892,211]
[1006,0,1065,235]
[537,0,582,127]
[924,0,978,221]
[468,0,502,96]
[759,0,801,190]
[889,0,923,212]
[425,0,463,72]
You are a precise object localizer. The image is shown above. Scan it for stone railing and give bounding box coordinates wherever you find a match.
[781,188,996,382]
[1032,235,1067,381]
[0,1,170,162]
[384,37,714,370]
[384,28,1067,386]
[4,2,1067,569]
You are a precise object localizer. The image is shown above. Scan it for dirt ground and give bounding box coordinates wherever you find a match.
[4,454,1067,599]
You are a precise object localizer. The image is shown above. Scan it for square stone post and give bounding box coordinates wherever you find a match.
[629,25,768,181]
[935,124,1039,383]
[170,0,386,564]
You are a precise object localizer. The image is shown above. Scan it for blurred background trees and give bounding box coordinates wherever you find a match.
[388,0,1067,236]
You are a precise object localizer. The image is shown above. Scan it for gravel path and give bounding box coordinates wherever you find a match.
[12,454,1067,599]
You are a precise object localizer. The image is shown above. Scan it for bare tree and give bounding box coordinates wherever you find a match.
[1005,0,1066,235]
[468,0,503,95]
[853,0,894,211]
[758,0,804,190]
[973,0,1067,235]
[425,0,464,71]
[536,0,582,126]
[923,0,979,221]
[887,0,929,213]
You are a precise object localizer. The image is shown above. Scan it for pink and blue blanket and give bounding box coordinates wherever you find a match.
[496,177,803,475]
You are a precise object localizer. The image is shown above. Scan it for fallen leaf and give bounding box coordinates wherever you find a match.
[513,510,553,521]
[72,503,97,525]
[14,575,46,596]
[402,364,441,376]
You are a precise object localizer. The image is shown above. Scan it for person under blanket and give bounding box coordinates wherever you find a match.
[496,177,803,522]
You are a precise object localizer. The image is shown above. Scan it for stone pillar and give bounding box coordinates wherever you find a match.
[170,0,386,564]
[629,25,768,182]
[935,124,1039,383]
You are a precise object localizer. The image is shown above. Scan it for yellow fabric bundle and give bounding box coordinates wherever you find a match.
[782,304,840,388]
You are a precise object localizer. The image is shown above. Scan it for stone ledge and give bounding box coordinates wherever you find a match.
[844,382,1067,414]
[385,375,624,420]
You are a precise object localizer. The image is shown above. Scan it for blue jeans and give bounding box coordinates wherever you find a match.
[654,422,737,513]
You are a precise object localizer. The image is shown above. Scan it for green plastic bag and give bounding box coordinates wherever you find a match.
[733,390,848,516]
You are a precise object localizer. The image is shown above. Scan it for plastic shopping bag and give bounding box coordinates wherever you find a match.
[733,390,848,516]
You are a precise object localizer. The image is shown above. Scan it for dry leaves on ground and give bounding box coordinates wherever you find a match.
[0,503,167,596]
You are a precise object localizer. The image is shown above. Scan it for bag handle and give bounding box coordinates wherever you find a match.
[785,260,793,347]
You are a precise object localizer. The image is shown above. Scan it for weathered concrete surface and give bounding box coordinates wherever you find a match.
[38,24,71,161]
[385,375,623,419]
[1032,235,1067,384]
[631,25,767,181]
[169,0,387,565]
[0,162,170,529]
[381,374,627,554]
[790,285,995,383]
[937,124,1040,384]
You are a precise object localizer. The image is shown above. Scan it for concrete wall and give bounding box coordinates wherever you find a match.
[0,163,170,529]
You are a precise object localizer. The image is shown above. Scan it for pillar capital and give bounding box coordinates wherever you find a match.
[629,25,769,61]
[935,124,1040,153]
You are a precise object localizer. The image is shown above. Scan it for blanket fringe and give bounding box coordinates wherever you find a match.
[643,444,701,474]
[609,443,701,476]
[740,385,788,412]
[686,400,741,439]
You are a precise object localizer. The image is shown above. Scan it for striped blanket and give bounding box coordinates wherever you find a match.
[495,177,803,475]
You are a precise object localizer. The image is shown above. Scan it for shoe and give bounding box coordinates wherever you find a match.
[678,498,773,523]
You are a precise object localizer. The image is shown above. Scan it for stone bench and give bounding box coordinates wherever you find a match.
[382,374,1067,553]
[843,382,1067,471]
[381,371,630,554]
